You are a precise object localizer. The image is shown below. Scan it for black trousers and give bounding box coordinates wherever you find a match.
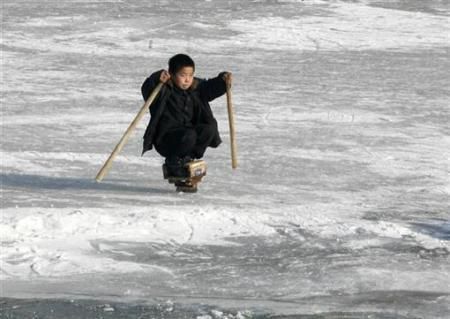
[154,124,216,159]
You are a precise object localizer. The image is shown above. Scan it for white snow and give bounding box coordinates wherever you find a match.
[228,2,450,51]
[2,204,448,280]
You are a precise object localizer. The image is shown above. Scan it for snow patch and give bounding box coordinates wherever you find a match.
[17,16,89,27]
[228,2,449,51]
[1,205,447,280]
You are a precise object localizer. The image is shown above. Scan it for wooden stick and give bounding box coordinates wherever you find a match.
[95,82,164,182]
[226,84,238,169]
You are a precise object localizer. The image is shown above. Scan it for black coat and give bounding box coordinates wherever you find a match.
[141,70,226,155]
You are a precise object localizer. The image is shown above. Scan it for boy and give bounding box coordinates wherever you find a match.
[141,54,232,177]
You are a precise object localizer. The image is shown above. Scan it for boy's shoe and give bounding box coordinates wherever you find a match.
[163,156,189,178]
[163,159,207,193]
[162,164,187,179]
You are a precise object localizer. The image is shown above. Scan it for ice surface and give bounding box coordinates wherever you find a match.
[1,0,449,317]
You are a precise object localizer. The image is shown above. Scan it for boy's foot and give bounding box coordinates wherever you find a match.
[163,160,206,193]
[164,156,189,178]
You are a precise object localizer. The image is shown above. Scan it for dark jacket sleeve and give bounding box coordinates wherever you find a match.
[198,72,227,102]
[141,69,164,101]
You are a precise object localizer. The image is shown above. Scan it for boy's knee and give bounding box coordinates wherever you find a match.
[200,123,216,136]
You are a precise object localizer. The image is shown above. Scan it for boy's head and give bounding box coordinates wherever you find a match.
[169,54,195,90]
[168,54,195,75]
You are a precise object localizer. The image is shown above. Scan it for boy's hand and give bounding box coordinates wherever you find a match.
[223,72,232,88]
[160,70,171,83]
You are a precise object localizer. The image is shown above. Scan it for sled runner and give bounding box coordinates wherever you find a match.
[163,160,207,193]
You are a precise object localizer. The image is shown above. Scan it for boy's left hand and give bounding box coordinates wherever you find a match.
[223,72,232,88]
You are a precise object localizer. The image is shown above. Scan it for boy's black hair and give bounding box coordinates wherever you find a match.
[168,54,195,75]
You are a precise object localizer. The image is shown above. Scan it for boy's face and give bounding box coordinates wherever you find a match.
[173,66,194,90]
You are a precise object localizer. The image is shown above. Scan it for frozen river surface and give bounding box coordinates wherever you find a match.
[1,0,449,318]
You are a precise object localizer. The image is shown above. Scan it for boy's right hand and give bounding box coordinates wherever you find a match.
[160,70,171,83]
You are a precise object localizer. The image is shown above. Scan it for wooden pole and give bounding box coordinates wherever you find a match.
[95,82,163,182]
[226,84,238,169]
